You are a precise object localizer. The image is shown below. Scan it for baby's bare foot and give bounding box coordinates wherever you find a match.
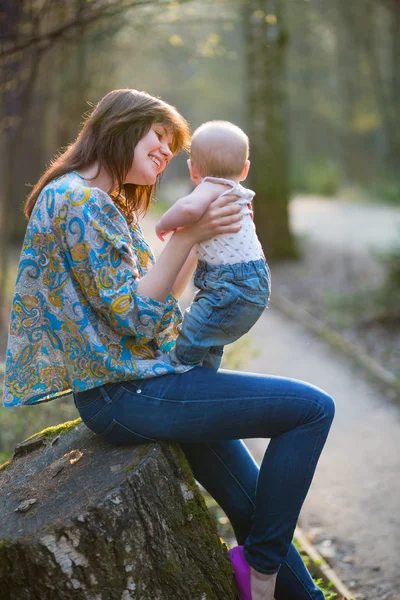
[250,567,277,600]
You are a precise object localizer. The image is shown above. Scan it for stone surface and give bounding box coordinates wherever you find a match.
[0,423,237,600]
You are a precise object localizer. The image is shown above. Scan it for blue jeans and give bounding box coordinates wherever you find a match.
[74,367,334,599]
[171,259,270,369]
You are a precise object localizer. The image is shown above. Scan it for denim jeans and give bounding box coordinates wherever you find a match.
[74,367,334,599]
[171,259,270,369]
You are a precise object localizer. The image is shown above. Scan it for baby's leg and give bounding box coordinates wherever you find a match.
[174,289,265,367]
[173,293,217,366]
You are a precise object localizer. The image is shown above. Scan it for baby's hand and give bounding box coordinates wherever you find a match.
[155,221,173,242]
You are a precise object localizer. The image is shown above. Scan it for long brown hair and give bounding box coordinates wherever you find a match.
[24,89,191,224]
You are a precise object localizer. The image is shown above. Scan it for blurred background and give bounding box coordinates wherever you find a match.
[1,1,400,597]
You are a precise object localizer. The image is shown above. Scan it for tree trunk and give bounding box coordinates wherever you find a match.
[243,0,296,261]
[0,0,23,329]
[0,418,238,600]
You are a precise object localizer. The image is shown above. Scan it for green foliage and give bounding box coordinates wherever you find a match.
[203,491,235,542]
[313,579,339,600]
[323,284,400,330]
[372,180,400,206]
[375,240,400,291]
[292,159,342,196]
[221,334,261,371]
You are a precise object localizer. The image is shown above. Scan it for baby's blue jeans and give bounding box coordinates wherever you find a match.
[170,259,270,369]
[74,367,335,599]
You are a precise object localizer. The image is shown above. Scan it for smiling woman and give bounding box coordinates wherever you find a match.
[23,89,189,224]
[122,124,174,185]
[77,124,174,190]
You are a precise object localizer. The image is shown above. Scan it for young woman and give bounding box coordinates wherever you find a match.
[4,89,334,600]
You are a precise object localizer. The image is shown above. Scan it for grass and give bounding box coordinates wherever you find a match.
[0,396,79,465]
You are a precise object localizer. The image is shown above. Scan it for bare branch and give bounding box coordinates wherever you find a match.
[0,0,189,59]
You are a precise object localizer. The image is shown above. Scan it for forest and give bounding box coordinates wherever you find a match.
[1,4,400,598]
[1,0,399,448]
[1,0,399,437]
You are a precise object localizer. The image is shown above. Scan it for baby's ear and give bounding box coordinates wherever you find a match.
[240,160,250,182]
[187,159,198,182]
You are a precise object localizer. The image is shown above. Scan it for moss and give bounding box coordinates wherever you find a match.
[124,462,137,474]
[190,579,216,599]
[136,443,153,461]
[168,443,197,488]
[160,558,181,576]
[0,460,11,472]
[124,444,153,473]
[23,418,82,443]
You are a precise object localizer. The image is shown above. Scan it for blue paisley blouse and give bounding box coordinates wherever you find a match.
[3,172,191,407]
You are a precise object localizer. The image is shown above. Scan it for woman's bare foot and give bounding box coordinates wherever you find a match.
[250,567,277,600]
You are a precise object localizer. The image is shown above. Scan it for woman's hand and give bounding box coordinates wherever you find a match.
[175,193,241,245]
[137,195,241,303]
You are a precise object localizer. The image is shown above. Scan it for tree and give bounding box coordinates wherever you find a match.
[0,0,188,329]
[0,421,237,599]
[336,0,400,178]
[243,0,296,260]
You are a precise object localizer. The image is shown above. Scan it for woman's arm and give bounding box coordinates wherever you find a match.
[137,193,241,303]
[136,231,194,302]
[63,187,174,344]
[171,247,198,299]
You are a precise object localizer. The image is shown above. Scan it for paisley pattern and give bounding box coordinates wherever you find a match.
[3,172,191,407]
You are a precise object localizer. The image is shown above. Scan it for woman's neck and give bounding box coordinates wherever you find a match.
[78,163,114,194]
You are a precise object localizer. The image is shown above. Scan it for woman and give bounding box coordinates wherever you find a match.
[4,89,334,600]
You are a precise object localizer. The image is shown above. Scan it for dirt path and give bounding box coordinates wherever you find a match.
[290,196,400,253]
[243,309,400,600]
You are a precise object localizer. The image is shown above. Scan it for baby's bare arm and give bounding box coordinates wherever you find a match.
[156,181,231,234]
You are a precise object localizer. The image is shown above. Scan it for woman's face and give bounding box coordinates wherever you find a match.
[125,124,174,185]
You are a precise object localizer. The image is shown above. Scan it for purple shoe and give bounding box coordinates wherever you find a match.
[229,545,252,600]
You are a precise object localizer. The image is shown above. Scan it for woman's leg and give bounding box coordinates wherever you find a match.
[181,440,325,600]
[74,367,334,579]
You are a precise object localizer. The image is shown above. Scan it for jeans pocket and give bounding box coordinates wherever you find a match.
[219,298,266,338]
[73,388,102,410]
[100,419,157,445]
[75,384,123,426]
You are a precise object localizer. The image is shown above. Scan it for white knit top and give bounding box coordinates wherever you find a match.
[196,177,263,265]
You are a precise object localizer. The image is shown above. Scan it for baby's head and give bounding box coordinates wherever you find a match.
[188,121,250,184]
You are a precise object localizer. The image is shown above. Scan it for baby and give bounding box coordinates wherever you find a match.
[156,120,271,369]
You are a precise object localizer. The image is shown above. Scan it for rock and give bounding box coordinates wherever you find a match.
[318,538,337,559]
[14,498,38,513]
[342,554,355,564]
[0,422,238,600]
